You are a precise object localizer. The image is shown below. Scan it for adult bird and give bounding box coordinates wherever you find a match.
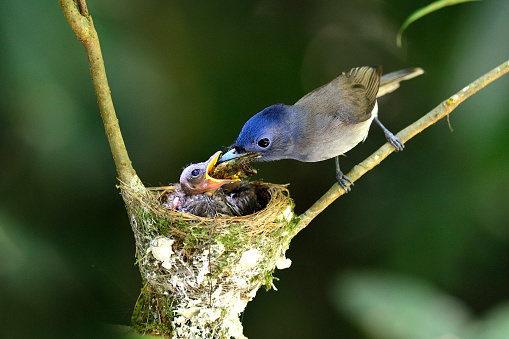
[220,66,423,191]
[165,151,261,217]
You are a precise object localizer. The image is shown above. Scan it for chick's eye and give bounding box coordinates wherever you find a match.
[257,138,270,148]
[191,169,200,177]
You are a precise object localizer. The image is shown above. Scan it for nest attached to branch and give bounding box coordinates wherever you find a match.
[120,180,297,338]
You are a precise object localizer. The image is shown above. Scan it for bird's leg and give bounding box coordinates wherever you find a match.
[374,117,404,151]
[335,156,353,192]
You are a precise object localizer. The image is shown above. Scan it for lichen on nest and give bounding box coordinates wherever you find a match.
[119,180,297,338]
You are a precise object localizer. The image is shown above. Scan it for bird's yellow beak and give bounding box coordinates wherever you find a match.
[202,151,240,196]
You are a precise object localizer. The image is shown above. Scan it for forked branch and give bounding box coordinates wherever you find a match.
[58,0,508,240]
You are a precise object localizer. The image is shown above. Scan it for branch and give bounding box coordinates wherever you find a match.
[58,0,143,191]
[294,60,509,236]
[58,0,508,241]
[76,0,89,16]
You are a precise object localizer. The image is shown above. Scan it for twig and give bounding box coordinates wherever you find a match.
[76,0,89,16]
[58,0,144,191]
[294,60,509,236]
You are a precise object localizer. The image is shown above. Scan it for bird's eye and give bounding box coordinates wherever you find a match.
[191,169,200,177]
[257,138,270,148]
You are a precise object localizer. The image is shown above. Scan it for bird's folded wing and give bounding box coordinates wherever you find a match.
[295,66,382,124]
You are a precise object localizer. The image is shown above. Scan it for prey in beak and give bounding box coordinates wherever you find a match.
[180,151,239,196]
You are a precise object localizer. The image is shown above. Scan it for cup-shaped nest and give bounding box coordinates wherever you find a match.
[120,180,296,338]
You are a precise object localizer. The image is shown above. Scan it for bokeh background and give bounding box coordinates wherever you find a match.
[1,0,509,338]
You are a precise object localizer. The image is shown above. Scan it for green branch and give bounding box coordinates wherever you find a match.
[58,0,143,191]
[294,60,509,236]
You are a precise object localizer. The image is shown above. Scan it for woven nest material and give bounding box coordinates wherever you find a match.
[120,180,297,338]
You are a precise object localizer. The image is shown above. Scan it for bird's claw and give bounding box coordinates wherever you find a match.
[336,173,353,192]
[385,132,405,152]
[375,117,404,152]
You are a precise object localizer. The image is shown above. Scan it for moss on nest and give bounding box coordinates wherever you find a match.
[120,180,297,338]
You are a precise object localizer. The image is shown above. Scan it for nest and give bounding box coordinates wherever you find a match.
[120,180,297,338]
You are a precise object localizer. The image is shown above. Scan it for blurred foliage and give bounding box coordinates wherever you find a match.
[1,0,508,338]
[396,0,480,47]
[334,270,509,339]
[334,270,471,338]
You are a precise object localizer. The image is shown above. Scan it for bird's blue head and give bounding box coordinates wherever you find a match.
[221,104,294,162]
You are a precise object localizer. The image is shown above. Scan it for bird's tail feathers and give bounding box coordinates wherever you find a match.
[377,67,424,98]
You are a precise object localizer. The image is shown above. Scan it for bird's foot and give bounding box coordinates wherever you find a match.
[384,131,405,152]
[374,117,404,151]
[336,172,353,192]
[335,156,353,192]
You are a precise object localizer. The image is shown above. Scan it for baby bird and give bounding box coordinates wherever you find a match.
[179,151,237,196]
[220,66,424,191]
[165,151,261,217]
[223,181,262,216]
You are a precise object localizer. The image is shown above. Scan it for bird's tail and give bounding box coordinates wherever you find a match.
[377,67,424,98]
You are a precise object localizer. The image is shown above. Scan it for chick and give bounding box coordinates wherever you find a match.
[165,151,261,217]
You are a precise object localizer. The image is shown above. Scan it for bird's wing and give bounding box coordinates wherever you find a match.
[295,66,382,125]
[340,66,381,123]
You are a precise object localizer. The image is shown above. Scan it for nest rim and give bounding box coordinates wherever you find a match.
[120,180,296,240]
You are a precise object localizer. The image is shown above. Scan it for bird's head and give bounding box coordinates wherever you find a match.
[221,104,293,162]
[180,151,239,196]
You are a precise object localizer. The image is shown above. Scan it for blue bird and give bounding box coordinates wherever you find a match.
[220,66,423,191]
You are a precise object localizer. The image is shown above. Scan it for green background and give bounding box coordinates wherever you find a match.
[1,0,508,338]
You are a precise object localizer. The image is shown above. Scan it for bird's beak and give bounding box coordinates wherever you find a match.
[202,151,239,196]
[219,148,242,163]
